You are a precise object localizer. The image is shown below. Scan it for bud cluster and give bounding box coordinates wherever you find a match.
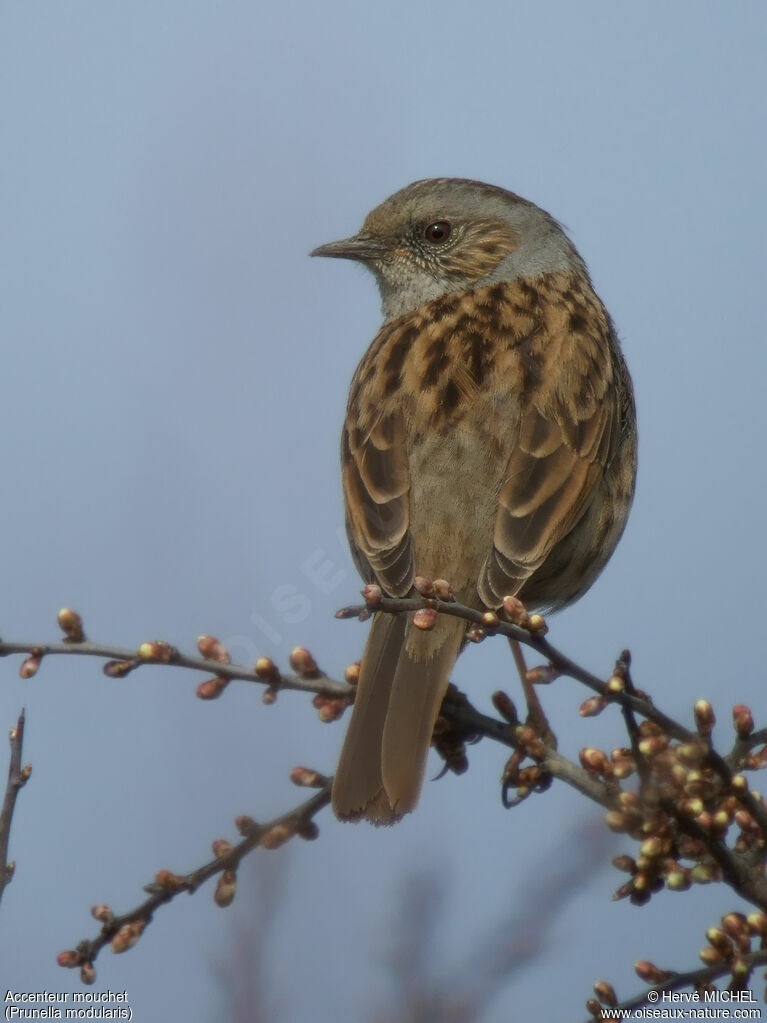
[601,706,767,908]
[698,911,767,985]
[589,911,767,1017]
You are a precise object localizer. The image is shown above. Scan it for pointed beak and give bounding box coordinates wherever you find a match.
[310,233,388,262]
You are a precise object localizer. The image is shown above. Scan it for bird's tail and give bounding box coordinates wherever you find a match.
[332,611,465,824]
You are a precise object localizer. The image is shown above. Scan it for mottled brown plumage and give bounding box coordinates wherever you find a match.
[312,178,637,824]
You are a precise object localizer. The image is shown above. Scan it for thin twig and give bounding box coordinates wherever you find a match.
[0,639,351,699]
[61,780,332,974]
[582,947,767,1022]
[0,710,27,906]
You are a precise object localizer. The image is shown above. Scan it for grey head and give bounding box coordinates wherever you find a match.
[311,178,587,321]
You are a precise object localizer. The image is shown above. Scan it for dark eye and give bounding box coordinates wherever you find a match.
[424,220,452,244]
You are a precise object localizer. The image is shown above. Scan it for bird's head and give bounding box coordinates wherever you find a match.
[311,178,584,321]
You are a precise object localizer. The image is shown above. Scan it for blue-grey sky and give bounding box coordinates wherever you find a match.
[2,3,766,1020]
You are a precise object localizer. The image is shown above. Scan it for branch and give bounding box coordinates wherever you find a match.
[0,635,351,699]
[0,709,29,906]
[6,599,767,1009]
[584,944,767,1021]
[56,775,332,985]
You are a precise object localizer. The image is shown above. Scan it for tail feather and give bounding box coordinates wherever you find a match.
[332,612,464,824]
[332,612,406,821]
[381,616,464,816]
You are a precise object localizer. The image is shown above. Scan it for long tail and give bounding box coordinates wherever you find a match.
[332,612,465,824]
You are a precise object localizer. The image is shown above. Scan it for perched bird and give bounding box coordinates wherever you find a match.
[312,178,637,824]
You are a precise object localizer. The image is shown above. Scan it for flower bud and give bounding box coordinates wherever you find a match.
[580,748,611,777]
[235,815,255,836]
[606,674,625,694]
[639,836,666,859]
[634,961,669,984]
[605,811,629,833]
[58,608,84,643]
[196,677,229,700]
[433,579,454,601]
[612,855,637,874]
[334,605,357,619]
[90,904,113,922]
[492,691,518,723]
[665,866,691,891]
[526,664,559,685]
[289,646,319,678]
[733,704,754,738]
[361,583,383,607]
[593,981,617,1007]
[57,950,82,968]
[502,594,526,621]
[254,657,280,683]
[611,749,636,779]
[79,962,96,985]
[103,659,136,678]
[154,870,186,892]
[746,913,767,936]
[731,773,748,794]
[678,797,705,818]
[212,839,233,859]
[638,735,668,757]
[344,662,360,685]
[214,870,237,907]
[197,635,230,663]
[111,921,143,954]
[705,927,733,954]
[413,576,434,597]
[722,913,749,941]
[677,741,707,765]
[137,641,175,663]
[413,608,437,630]
[260,824,293,849]
[694,700,716,736]
[698,945,723,966]
[579,695,607,717]
[527,613,547,635]
[290,766,326,788]
[691,863,718,884]
[317,698,348,722]
[19,655,41,679]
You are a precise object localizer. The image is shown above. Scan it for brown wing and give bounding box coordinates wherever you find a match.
[479,328,617,606]
[342,384,414,597]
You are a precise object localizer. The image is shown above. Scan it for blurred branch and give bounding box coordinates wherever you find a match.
[0,709,29,907]
[213,853,292,1023]
[379,822,612,1023]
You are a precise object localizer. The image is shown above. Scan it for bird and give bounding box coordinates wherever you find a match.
[311,178,637,825]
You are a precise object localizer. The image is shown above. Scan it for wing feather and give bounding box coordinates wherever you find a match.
[480,331,617,606]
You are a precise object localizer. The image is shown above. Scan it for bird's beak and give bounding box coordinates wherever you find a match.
[310,233,388,262]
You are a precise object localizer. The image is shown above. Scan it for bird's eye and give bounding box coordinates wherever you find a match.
[423,220,452,244]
